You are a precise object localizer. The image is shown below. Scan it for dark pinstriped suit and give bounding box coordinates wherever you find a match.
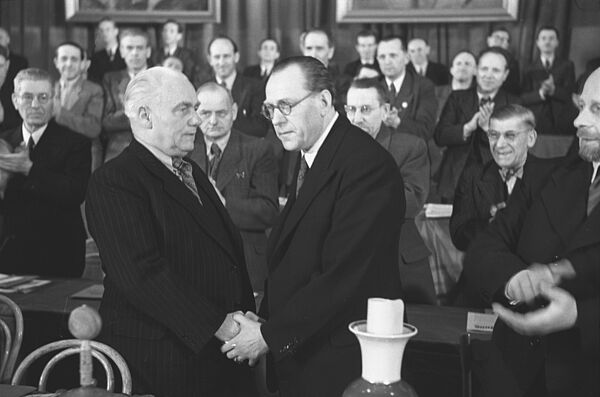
[85,139,256,397]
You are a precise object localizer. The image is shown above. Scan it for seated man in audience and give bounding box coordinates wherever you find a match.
[0,68,90,277]
[463,67,600,397]
[435,47,519,203]
[88,18,126,84]
[162,55,184,72]
[205,35,267,138]
[407,37,449,86]
[435,50,477,121]
[486,26,520,96]
[53,41,104,171]
[102,28,150,162]
[0,27,28,85]
[377,36,437,143]
[522,26,577,136]
[346,78,435,303]
[0,45,21,132]
[189,82,279,295]
[154,19,195,82]
[343,30,380,79]
[450,105,554,251]
[243,38,280,81]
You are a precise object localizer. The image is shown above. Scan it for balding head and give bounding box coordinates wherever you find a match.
[574,67,600,162]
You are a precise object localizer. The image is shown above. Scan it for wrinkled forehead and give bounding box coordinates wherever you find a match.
[17,79,53,93]
[266,66,306,100]
[347,87,380,105]
[581,72,600,101]
[453,52,476,66]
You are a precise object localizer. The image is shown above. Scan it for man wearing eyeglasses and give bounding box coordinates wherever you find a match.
[450,105,556,254]
[345,78,435,304]
[221,56,405,397]
[0,68,91,277]
[189,82,279,296]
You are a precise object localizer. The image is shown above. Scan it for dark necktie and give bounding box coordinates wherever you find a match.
[208,143,222,181]
[587,169,600,216]
[27,136,35,155]
[107,49,114,61]
[388,83,397,100]
[480,96,492,107]
[544,59,551,71]
[296,155,308,198]
[173,157,202,204]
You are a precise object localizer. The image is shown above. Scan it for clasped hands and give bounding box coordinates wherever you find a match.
[0,144,33,175]
[215,311,268,366]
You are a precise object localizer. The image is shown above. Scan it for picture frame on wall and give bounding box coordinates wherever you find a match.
[65,0,221,23]
[336,0,519,23]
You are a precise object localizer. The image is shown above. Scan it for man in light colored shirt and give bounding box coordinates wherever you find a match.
[221,56,405,397]
[53,41,104,170]
[0,68,90,277]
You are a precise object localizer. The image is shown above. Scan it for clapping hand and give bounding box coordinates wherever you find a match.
[477,102,494,132]
[383,107,401,129]
[0,147,33,175]
[505,263,556,304]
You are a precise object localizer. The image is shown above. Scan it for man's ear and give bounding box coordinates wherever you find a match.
[138,106,153,129]
[231,102,238,121]
[318,89,333,115]
[527,128,538,148]
[382,102,391,118]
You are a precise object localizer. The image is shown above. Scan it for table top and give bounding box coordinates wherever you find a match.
[5,279,470,348]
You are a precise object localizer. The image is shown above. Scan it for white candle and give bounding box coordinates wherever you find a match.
[366,297,404,335]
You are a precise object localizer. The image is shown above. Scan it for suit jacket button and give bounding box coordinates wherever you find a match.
[529,337,540,347]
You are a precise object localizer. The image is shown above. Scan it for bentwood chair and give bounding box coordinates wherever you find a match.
[0,294,24,383]
[11,305,132,396]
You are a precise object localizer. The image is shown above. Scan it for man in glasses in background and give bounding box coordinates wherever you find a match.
[0,68,91,277]
[221,56,405,397]
[345,77,435,304]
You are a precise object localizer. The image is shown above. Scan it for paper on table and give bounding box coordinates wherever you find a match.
[424,203,453,218]
[466,312,498,334]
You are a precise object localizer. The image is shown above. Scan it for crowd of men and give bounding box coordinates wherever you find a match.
[0,18,597,397]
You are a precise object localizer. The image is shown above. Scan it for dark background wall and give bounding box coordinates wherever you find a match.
[1,0,599,81]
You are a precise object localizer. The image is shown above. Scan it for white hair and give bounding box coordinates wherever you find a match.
[123,66,180,119]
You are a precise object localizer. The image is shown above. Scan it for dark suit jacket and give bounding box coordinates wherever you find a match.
[0,120,90,277]
[189,130,279,292]
[434,87,520,203]
[102,70,132,160]
[450,154,554,251]
[521,57,577,136]
[88,48,126,84]
[343,59,380,78]
[464,155,600,396]
[85,139,256,396]
[242,64,276,82]
[260,115,405,396]
[408,61,450,86]
[382,70,437,141]
[154,46,196,81]
[503,56,521,96]
[376,125,434,303]
[0,51,27,132]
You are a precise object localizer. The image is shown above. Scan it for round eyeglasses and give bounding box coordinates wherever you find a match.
[261,92,314,121]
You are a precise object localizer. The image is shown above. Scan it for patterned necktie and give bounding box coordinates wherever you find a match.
[296,155,308,198]
[172,157,202,204]
[208,143,222,181]
[587,169,600,216]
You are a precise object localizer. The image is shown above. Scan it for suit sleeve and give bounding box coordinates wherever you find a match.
[450,165,489,251]
[102,74,131,133]
[397,78,437,141]
[549,61,576,103]
[234,81,269,137]
[55,84,104,138]
[576,297,599,357]
[400,137,429,217]
[225,140,279,230]
[260,153,404,361]
[434,92,471,147]
[24,134,90,208]
[85,167,228,354]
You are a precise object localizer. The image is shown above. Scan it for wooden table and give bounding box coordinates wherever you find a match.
[5,279,473,397]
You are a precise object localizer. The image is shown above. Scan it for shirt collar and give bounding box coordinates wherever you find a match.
[303,112,338,168]
[385,71,406,93]
[60,75,81,90]
[22,123,49,146]
[477,91,497,102]
[541,55,555,66]
[592,162,600,183]
[498,164,525,182]
[137,139,178,175]
[218,71,237,91]
[204,131,231,157]
[107,44,118,55]
[360,58,375,65]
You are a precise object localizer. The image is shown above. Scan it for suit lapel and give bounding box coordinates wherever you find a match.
[461,88,479,121]
[216,131,241,191]
[269,117,346,263]
[129,140,239,262]
[375,124,392,151]
[476,162,503,205]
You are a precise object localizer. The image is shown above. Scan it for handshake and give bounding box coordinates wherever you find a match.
[215,311,269,366]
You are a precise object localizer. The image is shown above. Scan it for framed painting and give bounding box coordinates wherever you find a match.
[65,0,221,23]
[337,0,519,23]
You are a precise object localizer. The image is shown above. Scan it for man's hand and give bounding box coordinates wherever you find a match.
[208,177,226,206]
[383,107,401,129]
[477,103,494,132]
[463,111,480,140]
[214,311,243,342]
[0,149,33,175]
[220,313,268,366]
[489,201,506,221]
[505,263,556,304]
[493,283,578,336]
